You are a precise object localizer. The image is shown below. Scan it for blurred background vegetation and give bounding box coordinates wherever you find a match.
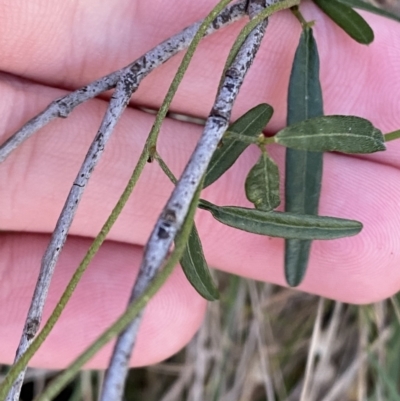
[4,275,400,401]
[2,1,400,400]
[370,0,400,15]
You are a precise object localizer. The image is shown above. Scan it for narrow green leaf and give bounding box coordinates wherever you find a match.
[199,200,362,240]
[368,354,400,401]
[204,103,273,188]
[337,0,400,23]
[180,225,219,301]
[313,0,374,44]
[245,152,280,211]
[276,115,386,153]
[285,26,324,286]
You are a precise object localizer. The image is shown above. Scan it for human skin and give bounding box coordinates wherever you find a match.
[0,0,399,369]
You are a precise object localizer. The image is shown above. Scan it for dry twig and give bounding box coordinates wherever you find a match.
[98,1,276,400]
[4,2,247,400]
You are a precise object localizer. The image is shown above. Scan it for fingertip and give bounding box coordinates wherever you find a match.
[0,234,207,369]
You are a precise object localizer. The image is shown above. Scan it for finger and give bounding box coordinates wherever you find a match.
[1,75,400,304]
[202,144,400,304]
[0,233,206,368]
[0,1,399,136]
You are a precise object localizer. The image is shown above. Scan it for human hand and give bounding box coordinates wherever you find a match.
[0,0,399,369]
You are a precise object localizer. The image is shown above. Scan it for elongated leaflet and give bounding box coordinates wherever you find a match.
[276,115,386,153]
[204,103,273,188]
[35,180,205,401]
[154,153,219,301]
[313,0,374,44]
[199,200,362,240]
[336,0,400,23]
[284,26,324,286]
[181,224,220,301]
[2,3,249,400]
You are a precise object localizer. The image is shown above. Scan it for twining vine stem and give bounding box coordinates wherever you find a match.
[0,2,246,164]
[35,180,204,401]
[0,0,302,400]
[98,1,283,400]
[4,2,247,400]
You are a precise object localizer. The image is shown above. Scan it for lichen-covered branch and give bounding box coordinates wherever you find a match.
[0,1,247,164]
[6,71,140,401]
[98,2,273,400]
[5,3,248,401]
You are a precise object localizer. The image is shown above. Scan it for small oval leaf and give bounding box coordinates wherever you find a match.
[199,200,362,240]
[204,103,273,188]
[245,152,280,211]
[313,0,374,44]
[276,115,386,154]
[180,225,219,301]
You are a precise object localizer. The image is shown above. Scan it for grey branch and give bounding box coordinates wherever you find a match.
[6,70,140,401]
[4,2,247,401]
[99,2,272,401]
[0,0,246,164]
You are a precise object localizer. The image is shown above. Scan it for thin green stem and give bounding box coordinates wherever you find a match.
[34,178,203,401]
[0,2,238,397]
[220,131,276,153]
[0,151,149,400]
[384,129,400,142]
[221,0,300,80]
[146,0,235,150]
[98,3,236,399]
[155,152,178,185]
[263,135,275,145]
[290,5,314,28]
[291,6,307,27]
[216,131,275,147]
[2,2,299,398]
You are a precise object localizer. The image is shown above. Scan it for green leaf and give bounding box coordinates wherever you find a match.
[276,115,386,153]
[180,225,219,301]
[313,0,374,44]
[368,354,400,401]
[337,0,400,23]
[245,152,280,211]
[199,200,362,240]
[287,28,324,127]
[204,103,273,188]
[285,26,324,287]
